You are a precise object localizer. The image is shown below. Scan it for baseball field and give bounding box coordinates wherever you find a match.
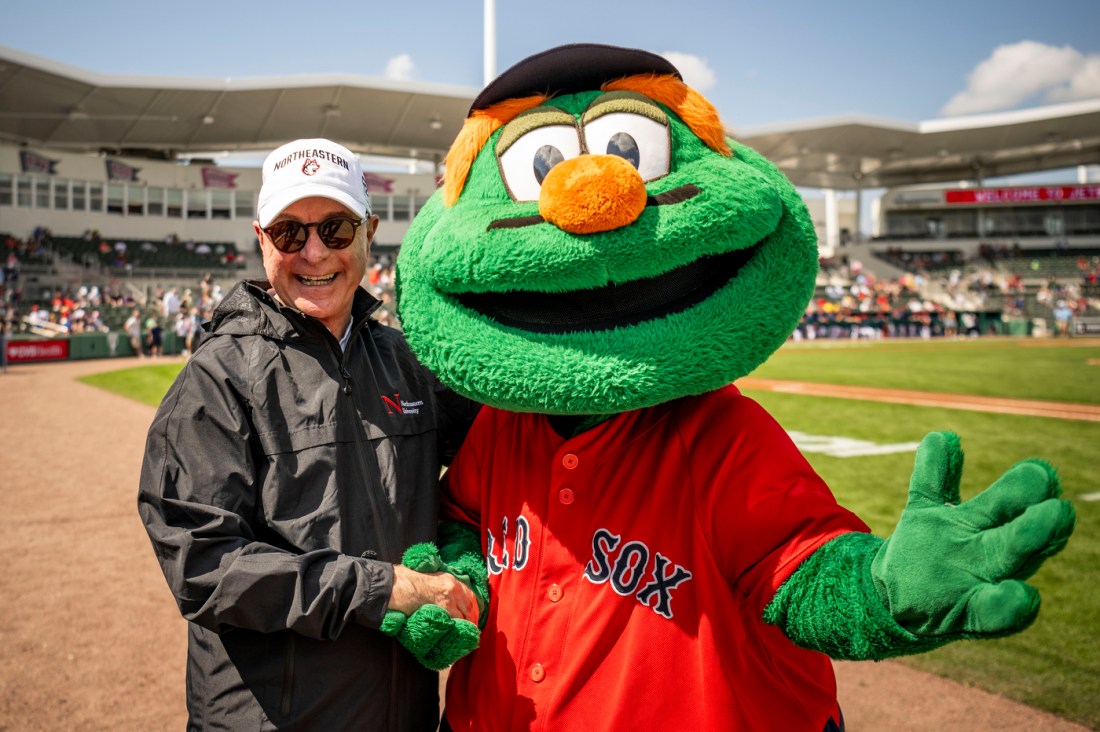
[1,335,1096,730]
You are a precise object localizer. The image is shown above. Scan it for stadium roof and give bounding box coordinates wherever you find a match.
[3,44,1099,190]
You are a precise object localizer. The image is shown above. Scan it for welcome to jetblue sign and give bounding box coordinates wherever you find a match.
[946,185,1100,205]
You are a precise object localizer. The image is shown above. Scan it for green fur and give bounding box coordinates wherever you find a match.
[380,541,484,670]
[763,532,945,660]
[397,90,818,414]
[870,432,1075,639]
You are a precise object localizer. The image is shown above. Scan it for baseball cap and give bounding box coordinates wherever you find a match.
[469,43,682,115]
[257,138,372,227]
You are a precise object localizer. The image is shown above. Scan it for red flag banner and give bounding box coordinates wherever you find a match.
[363,172,395,193]
[105,159,141,182]
[201,167,239,188]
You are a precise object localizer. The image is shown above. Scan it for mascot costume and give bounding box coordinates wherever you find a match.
[391,44,1076,730]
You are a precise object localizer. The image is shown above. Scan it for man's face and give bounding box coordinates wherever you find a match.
[254,196,377,337]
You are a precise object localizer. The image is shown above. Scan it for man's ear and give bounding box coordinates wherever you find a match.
[364,215,381,245]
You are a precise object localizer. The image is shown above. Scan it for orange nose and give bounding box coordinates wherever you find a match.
[538,155,647,234]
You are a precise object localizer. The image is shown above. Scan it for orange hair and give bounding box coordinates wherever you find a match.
[443,95,547,206]
[441,75,731,206]
[602,74,732,157]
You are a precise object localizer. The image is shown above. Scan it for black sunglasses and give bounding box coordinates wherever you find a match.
[262,216,365,253]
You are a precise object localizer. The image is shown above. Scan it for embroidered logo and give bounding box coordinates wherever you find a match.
[301,158,321,176]
[583,528,693,619]
[380,393,424,415]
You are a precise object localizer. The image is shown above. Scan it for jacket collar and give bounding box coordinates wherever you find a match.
[207,280,382,341]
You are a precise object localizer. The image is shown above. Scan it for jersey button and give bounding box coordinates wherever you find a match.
[530,663,546,682]
[547,584,563,602]
[562,453,579,469]
[558,487,575,505]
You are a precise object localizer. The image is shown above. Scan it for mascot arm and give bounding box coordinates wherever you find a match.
[379,522,489,670]
[764,431,1075,660]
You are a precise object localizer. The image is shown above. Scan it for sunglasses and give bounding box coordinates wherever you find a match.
[262,216,365,253]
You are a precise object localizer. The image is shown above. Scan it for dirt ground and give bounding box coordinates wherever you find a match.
[0,358,1090,731]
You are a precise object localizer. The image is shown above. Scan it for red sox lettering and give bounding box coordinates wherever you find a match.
[583,528,693,619]
[487,516,693,620]
[486,515,530,574]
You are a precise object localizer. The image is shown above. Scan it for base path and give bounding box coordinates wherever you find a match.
[0,359,1089,731]
[738,377,1100,422]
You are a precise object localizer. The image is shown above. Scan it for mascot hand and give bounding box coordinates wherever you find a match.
[380,542,481,670]
[438,520,490,629]
[871,432,1075,639]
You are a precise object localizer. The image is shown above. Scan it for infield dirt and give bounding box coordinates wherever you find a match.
[0,358,1089,731]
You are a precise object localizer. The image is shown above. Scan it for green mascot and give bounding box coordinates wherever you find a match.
[395,44,1076,730]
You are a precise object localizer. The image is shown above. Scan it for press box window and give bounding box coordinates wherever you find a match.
[0,174,13,206]
[107,184,125,215]
[147,187,164,216]
[53,179,69,210]
[166,189,183,218]
[128,185,145,215]
[234,191,255,219]
[187,190,208,219]
[392,194,411,221]
[88,183,104,212]
[210,189,231,219]
[71,181,87,211]
[17,178,32,207]
[34,178,50,208]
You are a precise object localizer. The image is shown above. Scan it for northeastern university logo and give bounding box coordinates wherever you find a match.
[380,393,425,415]
[302,158,321,176]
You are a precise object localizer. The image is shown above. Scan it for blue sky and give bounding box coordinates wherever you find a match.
[3,0,1098,129]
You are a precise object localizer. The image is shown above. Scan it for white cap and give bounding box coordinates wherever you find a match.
[257,138,372,227]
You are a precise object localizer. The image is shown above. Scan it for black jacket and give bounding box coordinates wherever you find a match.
[139,281,477,731]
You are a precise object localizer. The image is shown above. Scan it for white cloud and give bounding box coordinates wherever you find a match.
[660,51,717,92]
[383,53,416,81]
[941,40,1100,116]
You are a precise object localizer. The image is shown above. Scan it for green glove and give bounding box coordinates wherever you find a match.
[871,431,1076,640]
[380,542,481,670]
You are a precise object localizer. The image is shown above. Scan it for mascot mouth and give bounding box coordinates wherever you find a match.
[453,242,761,334]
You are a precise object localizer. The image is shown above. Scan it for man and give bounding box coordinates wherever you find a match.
[139,138,479,731]
[124,308,143,357]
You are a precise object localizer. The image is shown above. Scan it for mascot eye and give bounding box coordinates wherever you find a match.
[498,124,582,202]
[583,112,670,181]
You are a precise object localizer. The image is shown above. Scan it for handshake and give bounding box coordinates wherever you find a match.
[381,522,489,670]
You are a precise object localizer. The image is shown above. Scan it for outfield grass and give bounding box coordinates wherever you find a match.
[745,389,1100,729]
[84,342,1100,728]
[751,337,1100,405]
[78,362,184,407]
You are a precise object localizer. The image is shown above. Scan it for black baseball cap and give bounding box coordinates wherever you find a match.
[469,43,682,115]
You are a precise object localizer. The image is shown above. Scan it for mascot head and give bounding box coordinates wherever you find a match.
[397,43,819,414]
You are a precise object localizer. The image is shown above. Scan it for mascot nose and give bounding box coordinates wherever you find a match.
[538,155,648,235]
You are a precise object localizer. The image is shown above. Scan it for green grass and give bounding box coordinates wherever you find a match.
[751,337,1100,405]
[78,362,184,406]
[746,390,1100,729]
[83,344,1100,727]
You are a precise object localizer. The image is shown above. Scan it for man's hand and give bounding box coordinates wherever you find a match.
[380,543,482,670]
[389,564,479,625]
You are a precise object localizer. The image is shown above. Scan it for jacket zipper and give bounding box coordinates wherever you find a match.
[335,317,403,732]
[280,634,296,717]
[332,316,396,560]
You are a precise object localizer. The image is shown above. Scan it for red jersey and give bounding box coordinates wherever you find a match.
[441,384,869,731]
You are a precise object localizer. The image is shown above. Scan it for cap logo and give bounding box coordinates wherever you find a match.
[302,159,321,176]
